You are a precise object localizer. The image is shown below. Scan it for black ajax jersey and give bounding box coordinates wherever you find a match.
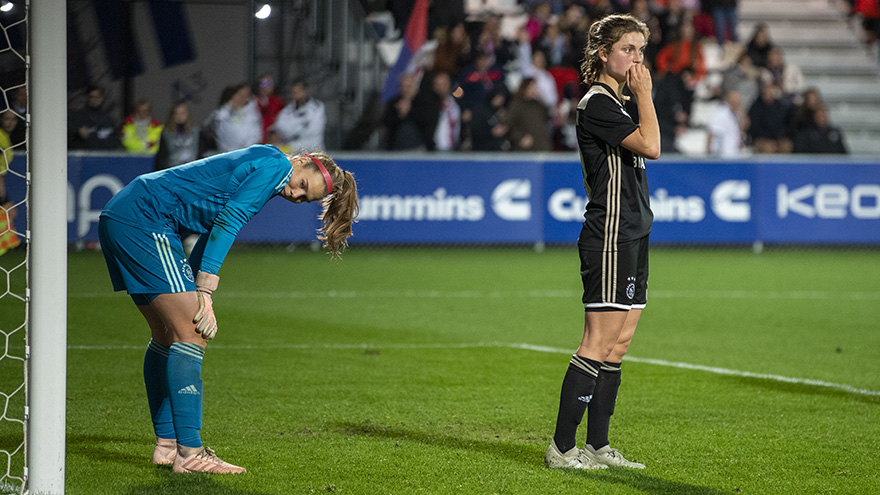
[576,82,653,250]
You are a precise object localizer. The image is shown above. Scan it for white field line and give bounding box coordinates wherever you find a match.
[66,341,880,397]
[70,289,880,300]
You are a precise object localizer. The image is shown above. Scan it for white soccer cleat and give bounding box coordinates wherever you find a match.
[172,446,246,474]
[582,444,646,469]
[544,439,607,470]
[152,437,177,465]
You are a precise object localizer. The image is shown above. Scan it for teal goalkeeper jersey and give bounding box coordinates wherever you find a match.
[102,144,293,274]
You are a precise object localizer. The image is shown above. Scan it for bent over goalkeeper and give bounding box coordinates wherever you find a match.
[98,144,358,473]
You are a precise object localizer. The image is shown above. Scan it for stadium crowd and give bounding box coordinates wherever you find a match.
[60,0,858,158]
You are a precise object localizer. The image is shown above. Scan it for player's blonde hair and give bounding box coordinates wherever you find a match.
[580,14,650,85]
[290,152,359,259]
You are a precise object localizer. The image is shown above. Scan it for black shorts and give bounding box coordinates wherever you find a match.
[578,232,649,311]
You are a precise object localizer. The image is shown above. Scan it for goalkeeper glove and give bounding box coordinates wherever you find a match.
[193,271,220,340]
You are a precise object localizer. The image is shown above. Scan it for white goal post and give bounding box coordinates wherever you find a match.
[26,0,68,494]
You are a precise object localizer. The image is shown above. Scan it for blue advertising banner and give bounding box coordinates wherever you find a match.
[542,159,758,244]
[757,161,880,243]
[10,153,877,246]
[337,157,544,244]
[646,160,757,244]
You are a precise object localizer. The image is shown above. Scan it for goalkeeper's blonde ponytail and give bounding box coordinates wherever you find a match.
[297,152,358,259]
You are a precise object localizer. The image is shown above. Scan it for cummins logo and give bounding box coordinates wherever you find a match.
[777,183,880,219]
[548,188,587,221]
[711,180,750,222]
[491,179,531,221]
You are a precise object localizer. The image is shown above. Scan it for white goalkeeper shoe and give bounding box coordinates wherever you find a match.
[172,446,246,474]
[152,437,177,465]
[582,444,646,469]
[544,440,607,470]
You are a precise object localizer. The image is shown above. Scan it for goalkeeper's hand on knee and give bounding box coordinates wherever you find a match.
[193,271,220,340]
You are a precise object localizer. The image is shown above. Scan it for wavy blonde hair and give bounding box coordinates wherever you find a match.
[580,14,650,85]
[290,152,359,259]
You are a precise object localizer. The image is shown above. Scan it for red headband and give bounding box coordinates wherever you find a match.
[304,153,333,196]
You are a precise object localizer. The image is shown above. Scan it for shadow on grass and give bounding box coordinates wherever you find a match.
[335,421,728,495]
[67,434,271,495]
[727,375,880,405]
[126,473,274,495]
[67,433,146,469]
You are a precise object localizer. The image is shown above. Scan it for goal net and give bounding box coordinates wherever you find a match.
[0,1,28,493]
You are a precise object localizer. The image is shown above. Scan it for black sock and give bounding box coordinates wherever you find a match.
[586,361,622,450]
[552,355,602,453]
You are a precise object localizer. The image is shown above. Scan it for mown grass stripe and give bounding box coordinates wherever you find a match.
[69,289,880,300]
[65,341,880,397]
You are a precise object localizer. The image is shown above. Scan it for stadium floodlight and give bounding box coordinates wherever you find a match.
[255,3,271,19]
[0,1,13,13]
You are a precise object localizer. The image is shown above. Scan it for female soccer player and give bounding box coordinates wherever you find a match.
[99,145,358,473]
[545,13,660,470]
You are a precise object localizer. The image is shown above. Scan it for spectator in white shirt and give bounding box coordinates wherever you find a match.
[204,84,262,153]
[516,27,559,110]
[707,90,745,158]
[431,72,462,151]
[269,79,327,153]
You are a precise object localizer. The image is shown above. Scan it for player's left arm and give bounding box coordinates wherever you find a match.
[198,163,286,274]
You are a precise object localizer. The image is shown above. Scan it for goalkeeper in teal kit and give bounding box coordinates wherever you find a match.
[98,144,358,473]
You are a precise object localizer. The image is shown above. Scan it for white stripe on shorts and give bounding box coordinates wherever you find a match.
[152,233,186,293]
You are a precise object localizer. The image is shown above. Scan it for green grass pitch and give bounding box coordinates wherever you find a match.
[4,245,880,494]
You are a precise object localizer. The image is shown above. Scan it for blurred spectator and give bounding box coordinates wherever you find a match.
[431,72,462,151]
[745,22,776,69]
[408,71,459,151]
[583,0,617,20]
[382,73,427,150]
[707,90,745,157]
[655,22,707,85]
[790,87,825,136]
[254,74,284,143]
[854,0,880,53]
[203,84,262,154]
[155,102,202,171]
[8,87,26,148]
[469,88,509,151]
[428,0,465,34]
[121,99,163,154]
[0,111,18,170]
[68,86,121,151]
[269,79,327,153]
[559,5,592,65]
[629,0,664,63]
[507,77,553,151]
[0,110,21,256]
[705,0,739,45]
[553,85,580,151]
[657,0,689,48]
[761,46,805,103]
[433,22,472,79]
[747,83,793,154]
[534,20,569,67]
[721,49,761,111]
[458,51,508,112]
[525,1,553,43]
[474,14,518,69]
[516,28,559,109]
[793,105,848,154]
[654,69,695,153]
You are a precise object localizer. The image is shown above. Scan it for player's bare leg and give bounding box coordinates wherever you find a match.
[581,309,645,468]
[577,310,629,362]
